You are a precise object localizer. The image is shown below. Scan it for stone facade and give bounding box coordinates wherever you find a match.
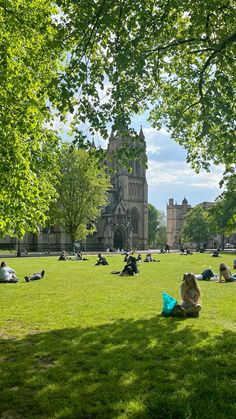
[85,127,149,251]
[167,197,192,247]
[167,198,236,249]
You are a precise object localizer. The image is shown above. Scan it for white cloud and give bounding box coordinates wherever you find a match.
[147,160,223,189]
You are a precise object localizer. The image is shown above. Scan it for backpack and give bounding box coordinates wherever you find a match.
[161,292,177,317]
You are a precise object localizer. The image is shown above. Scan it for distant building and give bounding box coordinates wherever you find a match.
[167,197,191,247]
[167,197,235,249]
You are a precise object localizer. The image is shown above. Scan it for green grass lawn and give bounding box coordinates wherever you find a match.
[0,253,235,419]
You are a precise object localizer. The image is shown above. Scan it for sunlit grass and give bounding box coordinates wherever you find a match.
[0,252,235,418]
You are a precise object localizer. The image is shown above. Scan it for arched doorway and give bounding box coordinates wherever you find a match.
[114,229,125,250]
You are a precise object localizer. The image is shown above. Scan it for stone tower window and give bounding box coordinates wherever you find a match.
[131,207,138,234]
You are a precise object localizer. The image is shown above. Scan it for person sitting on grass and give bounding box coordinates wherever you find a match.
[75,250,83,260]
[0,261,18,283]
[120,255,139,276]
[123,253,130,262]
[233,258,236,270]
[136,254,142,262]
[219,263,236,282]
[95,254,109,265]
[74,251,88,261]
[58,251,70,261]
[173,273,201,318]
[25,270,45,282]
[144,253,160,262]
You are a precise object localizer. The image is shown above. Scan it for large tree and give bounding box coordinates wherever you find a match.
[181,205,211,250]
[51,144,111,243]
[0,0,63,238]
[57,0,235,189]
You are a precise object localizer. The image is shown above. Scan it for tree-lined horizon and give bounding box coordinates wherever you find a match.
[0,0,235,238]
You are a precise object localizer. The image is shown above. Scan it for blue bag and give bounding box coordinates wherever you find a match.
[162,292,177,317]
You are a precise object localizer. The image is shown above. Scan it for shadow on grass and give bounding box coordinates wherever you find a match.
[0,316,235,419]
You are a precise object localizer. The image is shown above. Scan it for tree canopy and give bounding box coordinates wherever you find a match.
[51,144,111,243]
[1,0,235,238]
[57,0,235,188]
[0,0,64,238]
[181,205,211,249]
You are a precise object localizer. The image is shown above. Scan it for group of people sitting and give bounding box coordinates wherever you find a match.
[0,260,45,283]
[163,259,236,319]
[58,250,88,261]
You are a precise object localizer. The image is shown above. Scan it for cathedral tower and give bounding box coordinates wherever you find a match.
[85,127,148,251]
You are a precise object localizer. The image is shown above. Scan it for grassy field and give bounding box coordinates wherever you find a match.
[0,252,235,419]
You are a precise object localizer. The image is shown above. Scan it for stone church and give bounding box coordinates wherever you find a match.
[0,127,148,253]
[85,127,149,251]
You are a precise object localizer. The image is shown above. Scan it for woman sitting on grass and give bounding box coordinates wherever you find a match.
[219,263,236,282]
[0,261,18,283]
[173,273,201,317]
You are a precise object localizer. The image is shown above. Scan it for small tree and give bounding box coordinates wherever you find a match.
[181,206,211,250]
[148,204,166,247]
[155,225,167,248]
[52,144,111,243]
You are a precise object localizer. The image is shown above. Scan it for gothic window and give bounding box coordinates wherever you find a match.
[117,207,123,223]
[131,207,138,234]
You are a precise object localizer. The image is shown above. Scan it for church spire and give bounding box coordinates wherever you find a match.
[139,126,145,141]
[109,128,115,142]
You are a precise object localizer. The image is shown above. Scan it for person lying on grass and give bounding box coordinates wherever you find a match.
[219,263,236,282]
[172,273,201,318]
[195,268,216,281]
[25,270,45,282]
[0,261,18,283]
